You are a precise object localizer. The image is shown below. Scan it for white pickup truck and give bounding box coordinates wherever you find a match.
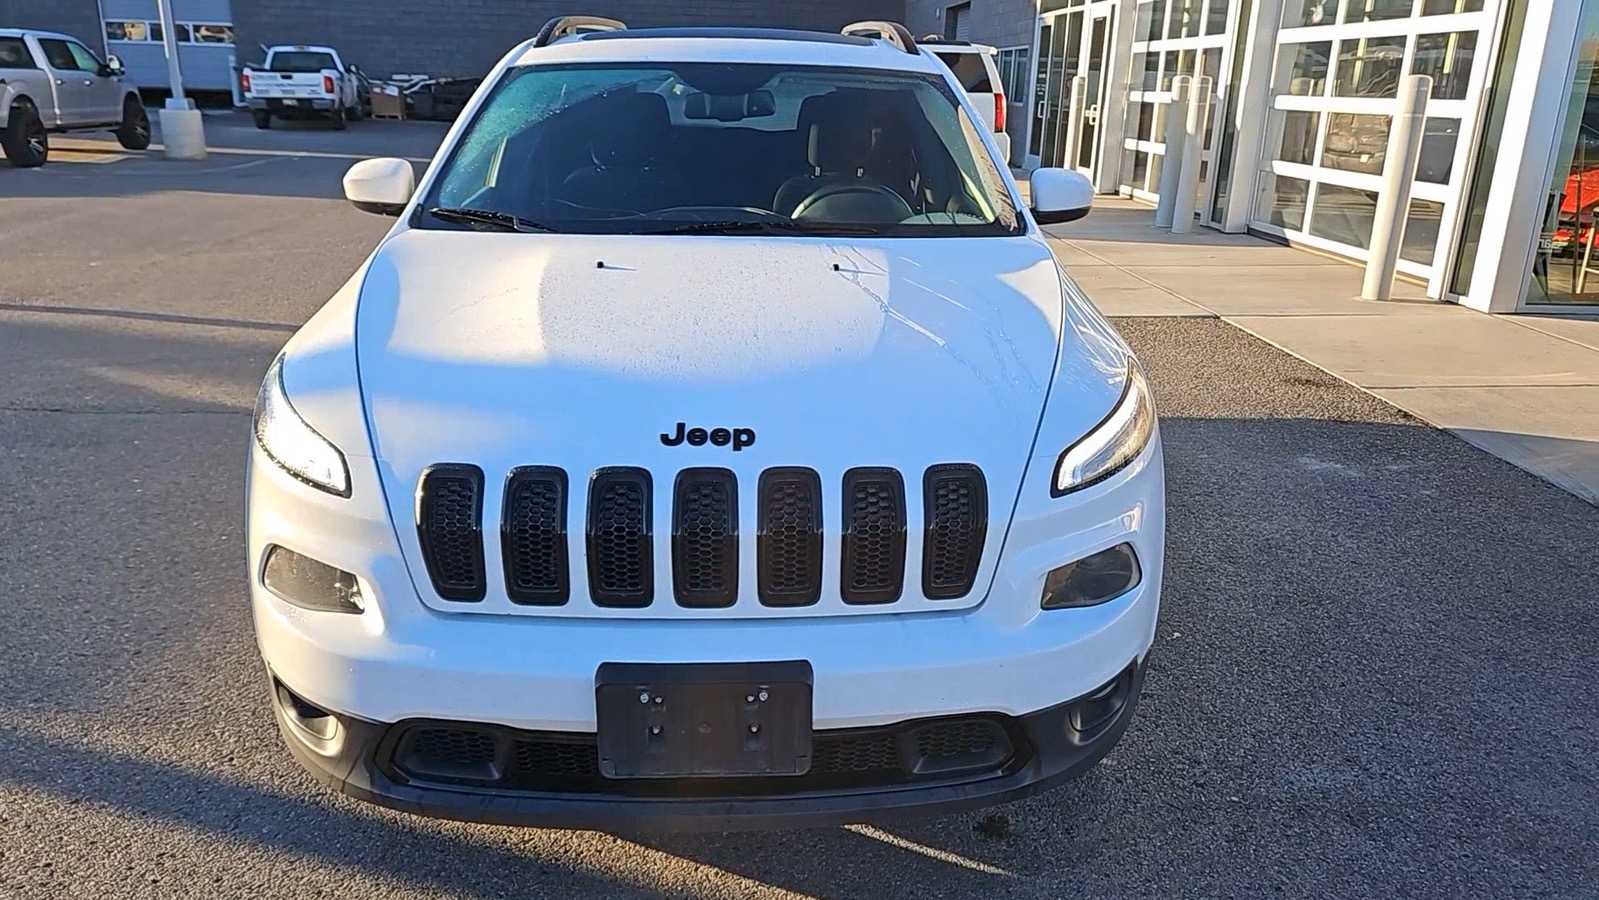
[0,28,151,168]
[243,45,366,130]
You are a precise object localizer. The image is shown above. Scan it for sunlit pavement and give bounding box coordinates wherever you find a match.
[2,119,1596,899]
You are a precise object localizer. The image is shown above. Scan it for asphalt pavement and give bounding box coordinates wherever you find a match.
[1,117,1596,899]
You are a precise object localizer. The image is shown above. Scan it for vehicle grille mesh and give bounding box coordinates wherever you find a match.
[415,464,987,609]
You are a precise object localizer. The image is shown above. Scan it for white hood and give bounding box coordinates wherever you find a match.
[353,230,1124,605]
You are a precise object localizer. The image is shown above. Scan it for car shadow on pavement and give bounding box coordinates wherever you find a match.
[0,722,681,900]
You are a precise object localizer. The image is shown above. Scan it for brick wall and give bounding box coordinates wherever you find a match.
[232,0,906,80]
[0,0,108,56]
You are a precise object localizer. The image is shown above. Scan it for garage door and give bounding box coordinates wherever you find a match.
[102,0,235,92]
[948,3,973,40]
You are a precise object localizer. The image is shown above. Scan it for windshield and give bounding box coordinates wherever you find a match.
[421,62,1022,237]
[269,51,337,72]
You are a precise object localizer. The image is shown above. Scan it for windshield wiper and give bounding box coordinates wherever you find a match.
[427,207,558,234]
[638,220,889,237]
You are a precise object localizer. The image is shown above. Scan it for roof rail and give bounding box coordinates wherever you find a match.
[841,21,919,55]
[533,16,625,48]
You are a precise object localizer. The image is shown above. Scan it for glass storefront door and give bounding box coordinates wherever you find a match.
[1034,1,1118,173]
[1523,1,1599,305]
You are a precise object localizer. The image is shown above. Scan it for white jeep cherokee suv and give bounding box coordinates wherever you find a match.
[248,17,1164,831]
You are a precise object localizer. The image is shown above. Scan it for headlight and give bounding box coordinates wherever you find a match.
[254,355,351,497]
[1052,361,1155,496]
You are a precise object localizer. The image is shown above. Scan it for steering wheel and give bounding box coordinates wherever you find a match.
[790,183,915,223]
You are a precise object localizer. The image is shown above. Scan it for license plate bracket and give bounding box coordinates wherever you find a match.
[595,661,813,779]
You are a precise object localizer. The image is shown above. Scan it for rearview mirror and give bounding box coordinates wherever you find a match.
[1030,168,1093,225]
[684,90,776,122]
[343,157,415,216]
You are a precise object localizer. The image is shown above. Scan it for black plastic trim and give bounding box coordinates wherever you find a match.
[840,467,907,605]
[268,656,1147,833]
[501,466,570,606]
[415,464,487,602]
[921,464,988,600]
[757,467,823,607]
[586,467,654,608]
[672,468,739,608]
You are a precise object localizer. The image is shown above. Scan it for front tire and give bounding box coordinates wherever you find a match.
[116,97,151,150]
[2,104,48,168]
[331,105,347,131]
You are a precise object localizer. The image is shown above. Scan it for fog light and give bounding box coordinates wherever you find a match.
[262,545,362,613]
[1041,543,1141,609]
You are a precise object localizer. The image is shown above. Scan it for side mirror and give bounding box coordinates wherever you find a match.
[343,157,415,216]
[1030,167,1093,225]
[104,54,124,76]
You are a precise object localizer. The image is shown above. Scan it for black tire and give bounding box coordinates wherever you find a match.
[331,105,347,131]
[349,101,364,122]
[2,103,48,168]
[115,97,151,150]
[253,110,272,130]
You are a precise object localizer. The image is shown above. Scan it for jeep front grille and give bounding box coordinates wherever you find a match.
[922,464,988,600]
[672,468,738,608]
[756,468,823,607]
[586,467,653,608]
[416,464,486,602]
[413,463,989,614]
[501,467,568,606]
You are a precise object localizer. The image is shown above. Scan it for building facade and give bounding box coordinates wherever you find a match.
[909,0,1599,314]
[1,1,901,92]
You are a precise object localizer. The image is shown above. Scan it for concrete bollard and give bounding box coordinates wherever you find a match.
[1361,75,1433,300]
[1154,76,1191,229]
[159,100,207,161]
[1171,76,1213,235]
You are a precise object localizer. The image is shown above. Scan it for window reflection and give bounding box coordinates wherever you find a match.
[1283,0,1338,27]
[1322,113,1390,174]
[1334,36,1406,98]
[1411,32,1476,100]
[1276,41,1331,95]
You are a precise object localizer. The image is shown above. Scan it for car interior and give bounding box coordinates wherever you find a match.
[462,75,1005,227]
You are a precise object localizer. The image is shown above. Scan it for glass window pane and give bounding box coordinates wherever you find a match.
[1149,151,1165,194]
[1136,101,1157,140]
[1168,0,1199,39]
[1334,36,1407,97]
[1283,1,1339,27]
[1421,0,1483,13]
[1145,0,1169,41]
[1322,113,1390,174]
[1206,0,1231,34]
[1411,32,1477,100]
[1344,0,1414,22]
[1257,173,1311,231]
[1417,117,1460,184]
[1274,110,1321,165]
[1275,42,1332,95]
[1451,0,1524,295]
[1142,49,1161,90]
[1310,183,1380,248]
[1526,1,1599,303]
[1401,199,1445,264]
[1132,150,1151,189]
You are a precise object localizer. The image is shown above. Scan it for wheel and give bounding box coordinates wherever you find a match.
[2,103,48,168]
[349,101,365,122]
[115,96,151,150]
[253,110,272,130]
[331,105,347,131]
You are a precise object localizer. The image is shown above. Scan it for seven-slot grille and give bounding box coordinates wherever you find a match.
[414,464,987,609]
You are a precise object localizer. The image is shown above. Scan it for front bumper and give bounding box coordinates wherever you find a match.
[270,655,1146,831]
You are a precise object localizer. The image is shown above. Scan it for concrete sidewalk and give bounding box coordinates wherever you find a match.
[1049,197,1599,506]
